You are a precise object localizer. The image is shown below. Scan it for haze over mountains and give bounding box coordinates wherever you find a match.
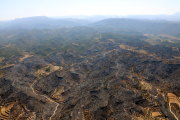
[0,16,87,29]
[52,12,180,21]
[1,14,180,38]
[126,12,180,21]
[0,13,180,30]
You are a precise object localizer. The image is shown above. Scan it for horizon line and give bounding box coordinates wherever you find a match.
[1,12,180,21]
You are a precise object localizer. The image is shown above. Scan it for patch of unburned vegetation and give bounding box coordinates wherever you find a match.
[0,57,5,63]
[35,64,63,78]
[51,86,65,103]
[19,53,33,61]
[108,39,115,42]
[0,64,14,69]
[7,34,15,38]
[152,112,163,117]
[0,70,7,78]
[135,109,162,120]
[172,47,179,51]
[119,44,147,54]
[157,34,180,40]
[139,81,152,91]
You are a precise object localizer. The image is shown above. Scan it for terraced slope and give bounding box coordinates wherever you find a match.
[0,102,16,120]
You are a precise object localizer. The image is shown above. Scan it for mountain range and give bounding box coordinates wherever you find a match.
[1,12,180,29]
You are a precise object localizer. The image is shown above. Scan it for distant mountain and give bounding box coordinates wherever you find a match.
[89,18,180,38]
[0,16,86,29]
[51,15,122,22]
[59,18,91,25]
[12,16,51,23]
[52,13,180,22]
[126,12,180,21]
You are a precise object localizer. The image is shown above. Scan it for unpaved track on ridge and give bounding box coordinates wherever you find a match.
[30,80,59,120]
[168,93,180,120]
[169,102,179,120]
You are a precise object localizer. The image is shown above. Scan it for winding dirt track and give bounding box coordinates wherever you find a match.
[30,80,59,120]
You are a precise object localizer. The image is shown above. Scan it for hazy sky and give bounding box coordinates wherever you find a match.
[0,0,180,21]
